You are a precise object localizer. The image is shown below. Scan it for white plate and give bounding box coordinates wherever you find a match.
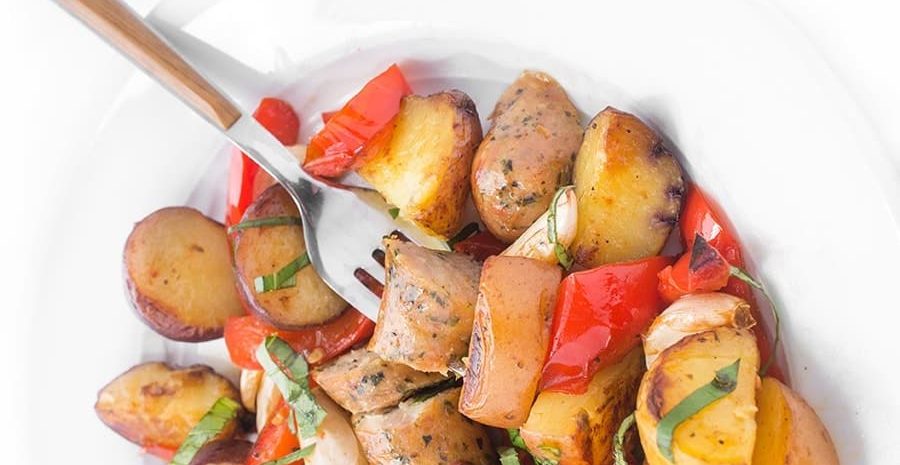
[25,0,899,463]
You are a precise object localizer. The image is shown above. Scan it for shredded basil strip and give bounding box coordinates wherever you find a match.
[388,207,400,219]
[256,335,326,438]
[446,222,481,249]
[656,359,741,461]
[499,447,520,465]
[227,216,302,234]
[254,252,310,293]
[547,186,574,269]
[507,428,527,449]
[260,444,317,465]
[169,397,241,465]
[729,266,781,376]
[534,447,561,465]
[613,412,636,465]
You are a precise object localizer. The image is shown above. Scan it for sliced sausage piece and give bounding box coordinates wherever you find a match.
[312,348,447,414]
[368,239,482,374]
[460,256,561,427]
[353,388,496,465]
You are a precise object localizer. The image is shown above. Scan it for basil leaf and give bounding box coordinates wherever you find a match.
[499,447,521,465]
[656,359,741,461]
[729,266,781,376]
[446,222,480,249]
[227,216,302,234]
[254,253,310,293]
[388,207,400,219]
[613,412,636,465]
[546,186,574,270]
[507,428,527,449]
[260,444,316,465]
[256,335,326,439]
[534,446,561,465]
[169,397,241,465]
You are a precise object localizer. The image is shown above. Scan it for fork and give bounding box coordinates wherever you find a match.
[57,0,447,320]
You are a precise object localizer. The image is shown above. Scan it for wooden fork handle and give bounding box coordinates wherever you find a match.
[58,0,242,130]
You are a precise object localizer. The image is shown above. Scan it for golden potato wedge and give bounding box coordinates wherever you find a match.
[124,207,244,341]
[301,389,368,465]
[636,328,759,465]
[368,238,482,374]
[472,71,583,243]
[752,377,839,465]
[643,293,755,368]
[189,439,252,465]
[471,71,583,243]
[460,256,561,427]
[353,387,496,465]
[233,185,347,329]
[95,362,241,451]
[520,347,644,465]
[571,107,684,268]
[312,348,447,414]
[358,90,482,238]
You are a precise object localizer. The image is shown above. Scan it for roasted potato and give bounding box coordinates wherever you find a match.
[570,107,684,268]
[636,328,760,465]
[189,439,252,465]
[460,256,561,427]
[368,238,482,374]
[95,362,241,451]
[502,186,578,264]
[312,348,447,414]
[301,389,368,465]
[752,377,839,465]
[124,207,244,341]
[353,387,496,465]
[233,185,347,329]
[643,293,755,368]
[471,71,583,243]
[358,90,482,238]
[520,347,644,465]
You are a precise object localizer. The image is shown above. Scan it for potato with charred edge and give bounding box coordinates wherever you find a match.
[520,347,644,465]
[471,70,583,243]
[312,348,447,414]
[124,207,244,341]
[460,256,561,427]
[233,185,347,329]
[358,90,482,239]
[353,388,496,465]
[95,362,241,452]
[571,107,684,268]
[636,327,760,465]
[189,439,252,465]
[368,238,482,374]
[752,377,840,465]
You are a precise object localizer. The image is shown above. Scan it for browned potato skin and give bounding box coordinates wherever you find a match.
[368,238,482,374]
[95,362,241,451]
[471,71,583,243]
[233,185,347,329]
[460,256,561,427]
[189,439,252,465]
[571,107,684,268]
[124,207,244,341]
[312,348,447,414]
[358,90,482,238]
[353,388,496,465]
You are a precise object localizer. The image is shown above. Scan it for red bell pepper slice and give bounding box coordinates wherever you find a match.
[246,402,302,465]
[452,231,507,262]
[225,98,299,227]
[224,310,374,371]
[679,185,784,381]
[143,444,176,461]
[540,256,673,394]
[657,235,732,303]
[303,64,412,178]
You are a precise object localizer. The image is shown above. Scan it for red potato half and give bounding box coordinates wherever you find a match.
[124,207,245,341]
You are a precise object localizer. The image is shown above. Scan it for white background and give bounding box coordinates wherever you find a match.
[5,0,899,462]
